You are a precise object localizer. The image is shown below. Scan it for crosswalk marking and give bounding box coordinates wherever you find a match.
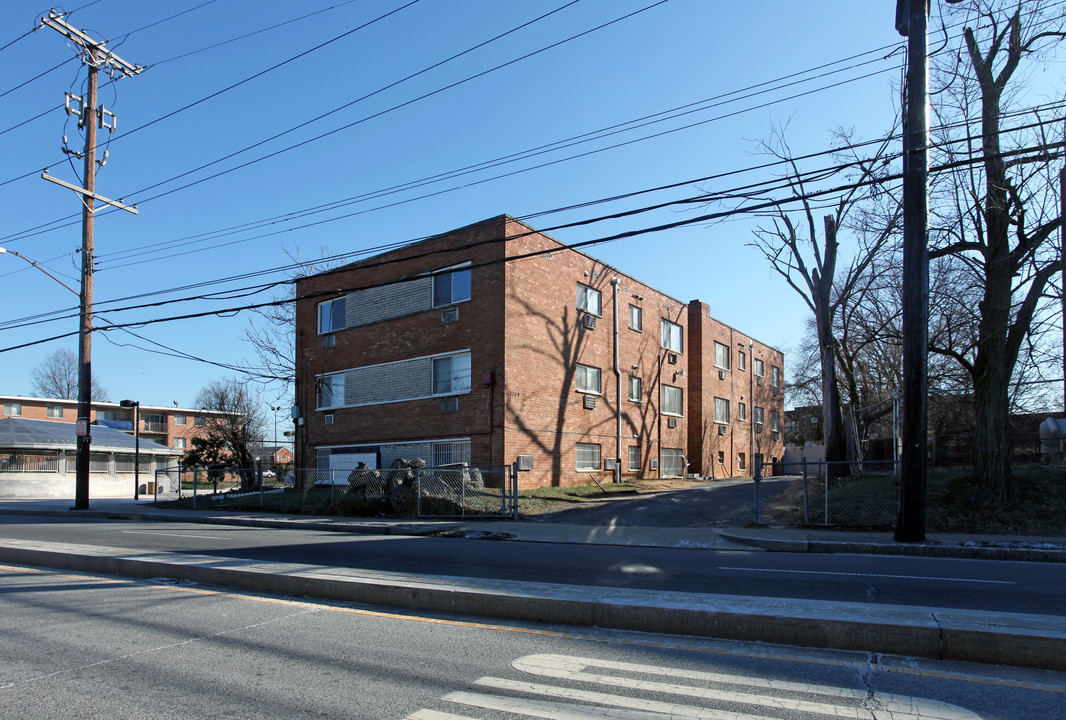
[406,652,984,720]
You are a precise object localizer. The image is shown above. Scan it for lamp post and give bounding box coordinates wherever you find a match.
[119,399,140,499]
[271,406,282,474]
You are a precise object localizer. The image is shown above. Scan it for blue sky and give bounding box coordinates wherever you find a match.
[0,1,991,423]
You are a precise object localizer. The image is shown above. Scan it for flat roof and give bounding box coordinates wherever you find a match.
[0,417,181,455]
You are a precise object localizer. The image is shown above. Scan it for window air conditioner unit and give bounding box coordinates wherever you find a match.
[667,417,677,429]
[583,314,597,330]
[604,457,617,471]
[516,455,534,471]
[650,458,659,470]
[718,370,726,380]
[667,353,678,365]
[322,334,336,348]
[757,377,763,386]
[324,414,335,425]
[718,424,727,435]
[441,307,459,324]
[773,387,779,396]
[583,395,597,409]
[441,396,459,413]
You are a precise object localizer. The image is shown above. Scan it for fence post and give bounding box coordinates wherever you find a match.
[825,464,830,525]
[802,459,809,524]
[258,465,264,508]
[193,467,199,509]
[511,462,519,519]
[752,456,762,526]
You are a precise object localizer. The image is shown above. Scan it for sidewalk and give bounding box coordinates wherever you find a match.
[2,497,1064,561]
[1,497,1065,672]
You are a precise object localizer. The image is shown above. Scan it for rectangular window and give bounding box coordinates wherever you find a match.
[754,406,765,426]
[576,442,601,471]
[714,397,730,424]
[318,297,346,334]
[173,414,186,426]
[628,304,642,332]
[317,374,346,409]
[713,341,730,370]
[738,350,746,372]
[771,410,780,433]
[194,415,206,427]
[46,405,63,418]
[432,440,471,467]
[432,353,472,395]
[661,448,685,478]
[661,319,683,353]
[717,451,725,465]
[627,445,640,471]
[97,410,117,422]
[173,438,186,449]
[753,358,765,377]
[432,265,472,307]
[628,375,642,402]
[661,385,683,416]
[738,402,747,422]
[738,452,746,471]
[771,365,781,387]
[576,364,602,394]
[143,414,166,433]
[577,283,601,316]
[3,403,21,417]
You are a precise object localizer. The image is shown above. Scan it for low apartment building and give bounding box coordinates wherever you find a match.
[293,215,783,488]
[0,395,225,452]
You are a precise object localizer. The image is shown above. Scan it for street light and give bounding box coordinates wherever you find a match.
[271,406,282,474]
[0,247,78,296]
[119,399,140,499]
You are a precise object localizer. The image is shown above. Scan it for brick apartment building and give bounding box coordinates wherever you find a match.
[0,395,225,451]
[293,215,784,488]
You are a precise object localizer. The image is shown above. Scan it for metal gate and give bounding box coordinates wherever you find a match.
[417,464,518,519]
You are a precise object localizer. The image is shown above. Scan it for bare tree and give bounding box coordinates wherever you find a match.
[927,0,1065,499]
[30,348,108,401]
[185,378,266,491]
[748,127,901,462]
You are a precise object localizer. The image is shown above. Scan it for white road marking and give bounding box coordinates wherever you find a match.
[120,530,226,539]
[717,566,1014,584]
[407,710,480,720]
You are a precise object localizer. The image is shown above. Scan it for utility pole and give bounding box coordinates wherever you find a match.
[39,10,141,510]
[895,0,929,543]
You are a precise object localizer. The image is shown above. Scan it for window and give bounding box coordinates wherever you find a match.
[627,446,640,471]
[433,440,471,467]
[433,265,471,307]
[173,438,186,449]
[97,410,117,422]
[576,364,602,394]
[577,283,601,316]
[771,365,781,388]
[628,375,642,402]
[173,414,186,426]
[738,350,746,372]
[194,415,206,427]
[660,319,683,353]
[317,374,345,409]
[754,406,764,426]
[661,448,685,477]
[717,451,725,465]
[753,358,765,377]
[3,403,21,417]
[738,452,746,471]
[576,442,601,471]
[713,397,730,424]
[433,353,472,395]
[318,297,346,334]
[46,405,63,418]
[738,402,747,422]
[771,410,780,433]
[661,385,683,416]
[628,304,642,332]
[713,341,730,370]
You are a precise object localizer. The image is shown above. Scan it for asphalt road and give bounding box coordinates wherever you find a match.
[1,515,1063,617]
[2,564,1060,720]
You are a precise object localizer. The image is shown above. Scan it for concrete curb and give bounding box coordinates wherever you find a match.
[1,537,1064,672]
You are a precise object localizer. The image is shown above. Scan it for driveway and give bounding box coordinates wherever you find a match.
[527,477,794,527]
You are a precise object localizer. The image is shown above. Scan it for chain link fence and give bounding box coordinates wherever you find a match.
[177,462,518,519]
[754,458,900,528]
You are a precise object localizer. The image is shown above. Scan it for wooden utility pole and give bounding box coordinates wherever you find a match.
[1061,167,1065,413]
[39,10,141,510]
[895,0,929,543]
